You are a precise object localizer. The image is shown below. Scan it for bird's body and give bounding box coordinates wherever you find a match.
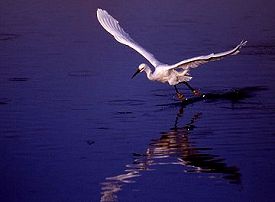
[142,64,191,85]
[96,8,247,100]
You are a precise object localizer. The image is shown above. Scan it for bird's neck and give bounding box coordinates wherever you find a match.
[144,66,154,80]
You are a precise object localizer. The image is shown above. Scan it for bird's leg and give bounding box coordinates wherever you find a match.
[182,81,201,96]
[174,85,185,101]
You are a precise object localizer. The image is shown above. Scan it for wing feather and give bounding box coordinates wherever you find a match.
[168,40,247,70]
[97,9,162,68]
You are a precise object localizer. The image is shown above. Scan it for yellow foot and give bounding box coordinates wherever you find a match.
[192,89,202,97]
[176,93,186,101]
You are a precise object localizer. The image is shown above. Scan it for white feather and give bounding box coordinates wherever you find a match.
[97,8,247,86]
[97,9,162,68]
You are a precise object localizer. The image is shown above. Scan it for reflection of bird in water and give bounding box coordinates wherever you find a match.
[100,108,241,202]
[97,9,247,100]
[149,111,241,182]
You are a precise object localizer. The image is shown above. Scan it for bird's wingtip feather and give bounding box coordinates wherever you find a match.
[96,8,102,18]
[240,40,248,46]
[236,40,247,51]
[97,8,107,16]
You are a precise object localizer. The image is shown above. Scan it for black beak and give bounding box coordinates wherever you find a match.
[131,69,141,79]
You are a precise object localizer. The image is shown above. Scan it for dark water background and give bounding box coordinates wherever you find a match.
[1,0,275,201]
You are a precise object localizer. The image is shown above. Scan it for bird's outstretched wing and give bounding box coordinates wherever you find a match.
[168,40,247,70]
[97,9,162,68]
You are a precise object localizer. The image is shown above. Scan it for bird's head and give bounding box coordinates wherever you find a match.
[131,63,147,79]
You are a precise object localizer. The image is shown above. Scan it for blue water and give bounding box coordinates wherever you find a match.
[1,1,275,201]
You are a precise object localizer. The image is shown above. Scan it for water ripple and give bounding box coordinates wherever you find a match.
[0,98,10,105]
[108,99,146,106]
[0,33,19,41]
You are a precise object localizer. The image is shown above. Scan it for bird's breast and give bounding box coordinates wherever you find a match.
[153,69,172,83]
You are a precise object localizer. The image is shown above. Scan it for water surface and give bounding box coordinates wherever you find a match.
[1,0,275,201]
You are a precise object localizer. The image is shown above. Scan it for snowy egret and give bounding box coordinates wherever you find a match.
[96,8,247,100]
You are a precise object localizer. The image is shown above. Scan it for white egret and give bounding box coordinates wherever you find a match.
[96,8,247,100]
